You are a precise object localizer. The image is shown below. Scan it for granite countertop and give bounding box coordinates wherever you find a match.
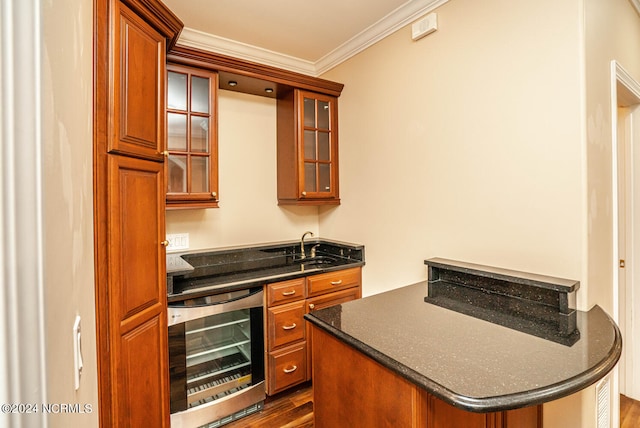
[167,238,365,303]
[305,281,622,413]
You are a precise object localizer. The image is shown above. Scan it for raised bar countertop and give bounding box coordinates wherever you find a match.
[305,263,621,413]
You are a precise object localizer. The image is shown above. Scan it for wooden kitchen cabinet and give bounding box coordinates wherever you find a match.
[165,64,219,209]
[108,1,167,161]
[264,267,361,395]
[94,0,181,426]
[277,89,340,205]
[311,326,542,428]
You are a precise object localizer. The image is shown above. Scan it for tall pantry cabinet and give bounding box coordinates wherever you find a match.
[93,1,182,426]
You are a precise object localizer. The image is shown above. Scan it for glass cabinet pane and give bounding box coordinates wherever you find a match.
[167,113,187,151]
[168,155,187,193]
[319,164,331,192]
[167,72,187,110]
[303,98,315,127]
[304,163,316,192]
[317,101,330,129]
[318,132,330,161]
[191,117,209,153]
[191,76,210,114]
[304,130,316,160]
[191,156,210,193]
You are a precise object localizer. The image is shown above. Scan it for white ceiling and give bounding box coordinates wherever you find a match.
[162,0,449,76]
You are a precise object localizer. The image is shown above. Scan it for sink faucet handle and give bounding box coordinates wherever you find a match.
[310,244,320,258]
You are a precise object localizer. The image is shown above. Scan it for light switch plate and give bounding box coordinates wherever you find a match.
[73,315,82,390]
[167,233,189,251]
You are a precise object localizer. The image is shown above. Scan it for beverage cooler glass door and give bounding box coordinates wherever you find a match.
[168,287,265,427]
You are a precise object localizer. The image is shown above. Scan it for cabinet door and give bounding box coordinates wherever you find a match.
[166,64,219,209]
[109,1,165,161]
[108,155,169,426]
[297,90,339,201]
[306,287,360,380]
[277,89,340,206]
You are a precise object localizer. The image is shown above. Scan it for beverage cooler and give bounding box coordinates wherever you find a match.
[168,287,265,427]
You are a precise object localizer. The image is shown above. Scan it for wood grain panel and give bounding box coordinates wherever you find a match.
[268,300,305,350]
[268,343,307,395]
[117,315,169,426]
[110,1,165,160]
[311,327,416,428]
[109,156,164,322]
[266,278,305,307]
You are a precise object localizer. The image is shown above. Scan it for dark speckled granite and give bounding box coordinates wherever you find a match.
[166,239,364,303]
[424,258,580,344]
[305,281,621,413]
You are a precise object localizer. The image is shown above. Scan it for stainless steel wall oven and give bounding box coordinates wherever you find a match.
[168,287,265,427]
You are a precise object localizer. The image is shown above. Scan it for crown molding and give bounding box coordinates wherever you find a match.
[177,28,318,75]
[631,0,640,16]
[176,0,450,77]
[316,0,450,75]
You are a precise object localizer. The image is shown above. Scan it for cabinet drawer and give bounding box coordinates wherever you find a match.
[267,278,305,307]
[267,342,307,395]
[267,301,305,350]
[307,267,361,297]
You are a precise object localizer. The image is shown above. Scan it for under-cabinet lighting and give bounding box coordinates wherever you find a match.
[265,88,274,94]
[228,81,238,87]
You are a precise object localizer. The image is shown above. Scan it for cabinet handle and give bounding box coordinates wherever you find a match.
[281,290,296,296]
[330,280,343,285]
[308,303,315,310]
[283,365,298,374]
[282,323,297,330]
[161,240,169,247]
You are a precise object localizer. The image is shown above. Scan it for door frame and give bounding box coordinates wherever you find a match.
[611,60,640,408]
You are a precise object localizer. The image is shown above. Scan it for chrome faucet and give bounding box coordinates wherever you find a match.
[300,231,314,259]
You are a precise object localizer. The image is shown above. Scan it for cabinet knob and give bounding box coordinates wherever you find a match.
[160,240,169,247]
[162,151,169,157]
[309,303,315,310]
[211,192,217,199]
[301,191,307,197]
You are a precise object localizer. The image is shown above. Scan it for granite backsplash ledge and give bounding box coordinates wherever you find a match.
[424,258,580,344]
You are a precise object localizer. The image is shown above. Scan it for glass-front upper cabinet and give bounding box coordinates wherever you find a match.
[166,64,218,209]
[277,89,339,205]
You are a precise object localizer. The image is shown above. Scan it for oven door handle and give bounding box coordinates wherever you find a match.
[168,289,264,326]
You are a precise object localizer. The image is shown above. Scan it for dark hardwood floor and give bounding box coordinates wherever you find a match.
[225,383,313,428]
[224,387,640,427]
[621,394,640,428]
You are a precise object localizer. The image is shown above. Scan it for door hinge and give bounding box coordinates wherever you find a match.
[620,259,626,268]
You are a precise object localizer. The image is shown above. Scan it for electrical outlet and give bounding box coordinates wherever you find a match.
[166,233,189,251]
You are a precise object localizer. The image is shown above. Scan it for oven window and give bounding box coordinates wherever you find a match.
[185,309,254,408]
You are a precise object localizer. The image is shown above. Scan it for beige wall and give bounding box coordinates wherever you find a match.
[42,0,99,425]
[584,0,640,313]
[320,0,597,426]
[164,1,639,427]
[166,90,320,249]
[320,0,584,298]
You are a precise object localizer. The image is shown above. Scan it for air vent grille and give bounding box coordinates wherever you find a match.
[596,376,611,428]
